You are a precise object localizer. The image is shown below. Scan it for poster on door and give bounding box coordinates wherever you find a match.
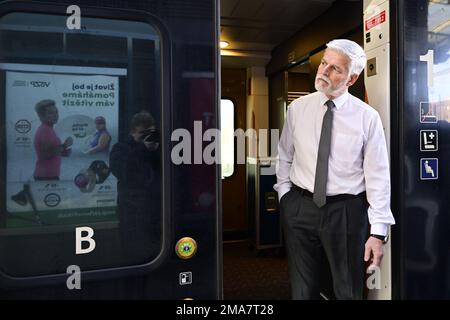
[4,69,120,228]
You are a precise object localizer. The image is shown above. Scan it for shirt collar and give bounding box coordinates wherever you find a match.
[318,90,349,111]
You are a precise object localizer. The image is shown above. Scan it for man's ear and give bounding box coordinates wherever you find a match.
[347,74,359,87]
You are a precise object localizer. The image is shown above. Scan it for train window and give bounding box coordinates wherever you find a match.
[0,12,164,277]
[220,99,235,179]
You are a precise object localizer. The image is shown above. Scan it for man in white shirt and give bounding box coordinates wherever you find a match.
[274,39,395,300]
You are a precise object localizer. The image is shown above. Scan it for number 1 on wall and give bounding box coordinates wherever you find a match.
[420,49,434,88]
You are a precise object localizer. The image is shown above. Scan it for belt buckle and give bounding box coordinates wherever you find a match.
[297,186,305,196]
[300,188,307,197]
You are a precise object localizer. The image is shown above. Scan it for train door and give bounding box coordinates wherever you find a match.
[365,0,450,299]
[393,0,450,299]
[0,0,221,299]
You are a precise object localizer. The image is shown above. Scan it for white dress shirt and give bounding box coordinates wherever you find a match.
[274,90,395,236]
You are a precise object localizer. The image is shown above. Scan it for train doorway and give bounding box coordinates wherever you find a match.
[219,0,350,300]
[218,62,335,300]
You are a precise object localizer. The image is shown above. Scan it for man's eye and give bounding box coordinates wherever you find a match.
[333,66,341,73]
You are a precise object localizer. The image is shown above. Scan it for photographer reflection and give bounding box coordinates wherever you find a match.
[110,111,161,262]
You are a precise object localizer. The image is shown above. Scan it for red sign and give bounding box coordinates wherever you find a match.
[365,10,386,31]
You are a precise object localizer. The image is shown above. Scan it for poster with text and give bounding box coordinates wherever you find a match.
[5,71,120,228]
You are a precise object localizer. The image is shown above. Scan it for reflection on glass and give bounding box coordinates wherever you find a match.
[110,111,161,262]
[0,12,163,277]
[426,1,450,122]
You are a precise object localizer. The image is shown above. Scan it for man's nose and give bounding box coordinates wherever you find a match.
[322,65,330,76]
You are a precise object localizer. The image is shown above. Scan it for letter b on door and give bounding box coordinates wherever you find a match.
[75,227,96,255]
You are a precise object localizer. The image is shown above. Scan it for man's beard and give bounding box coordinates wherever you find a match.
[314,74,348,97]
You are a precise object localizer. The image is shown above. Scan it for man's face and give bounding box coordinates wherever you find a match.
[315,49,356,98]
[131,125,155,142]
[131,125,146,142]
[131,125,159,151]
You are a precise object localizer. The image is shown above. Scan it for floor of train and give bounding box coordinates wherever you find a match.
[223,240,290,300]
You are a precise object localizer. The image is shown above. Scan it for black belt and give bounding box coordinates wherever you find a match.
[292,185,366,203]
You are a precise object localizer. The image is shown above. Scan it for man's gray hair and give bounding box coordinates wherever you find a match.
[326,39,367,76]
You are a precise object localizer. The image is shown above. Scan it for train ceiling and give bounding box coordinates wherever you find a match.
[220,0,338,67]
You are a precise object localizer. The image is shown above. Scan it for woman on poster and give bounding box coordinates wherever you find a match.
[85,116,111,155]
[33,99,73,180]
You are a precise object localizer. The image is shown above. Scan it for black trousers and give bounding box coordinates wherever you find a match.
[281,187,369,300]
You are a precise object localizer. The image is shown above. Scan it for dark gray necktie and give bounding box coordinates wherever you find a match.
[313,100,335,208]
